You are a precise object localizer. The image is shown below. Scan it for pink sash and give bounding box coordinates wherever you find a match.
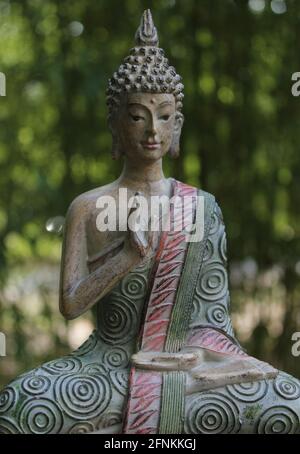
[123,180,197,434]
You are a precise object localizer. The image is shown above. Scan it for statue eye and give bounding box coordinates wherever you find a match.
[160,114,170,121]
[130,114,144,122]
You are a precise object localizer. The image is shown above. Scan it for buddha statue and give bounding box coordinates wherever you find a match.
[1,9,300,435]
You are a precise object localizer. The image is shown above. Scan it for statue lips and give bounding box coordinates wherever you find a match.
[142,141,161,150]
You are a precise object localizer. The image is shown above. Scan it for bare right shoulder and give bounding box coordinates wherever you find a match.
[66,182,119,223]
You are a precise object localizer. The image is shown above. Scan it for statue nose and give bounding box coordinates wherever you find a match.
[147,117,158,138]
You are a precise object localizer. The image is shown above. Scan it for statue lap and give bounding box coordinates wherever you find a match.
[1,357,300,434]
[184,372,300,434]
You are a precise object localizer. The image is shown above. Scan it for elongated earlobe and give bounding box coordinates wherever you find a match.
[109,115,123,160]
[111,134,122,160]
[169,113,184,159]
[169,136,180,159]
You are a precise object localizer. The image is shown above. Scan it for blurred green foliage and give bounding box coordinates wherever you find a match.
[0,0,300,387]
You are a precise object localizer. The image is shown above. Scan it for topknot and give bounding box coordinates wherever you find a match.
[106,9,184,119]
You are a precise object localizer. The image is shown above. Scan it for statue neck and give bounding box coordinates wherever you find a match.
[118,157,170,196]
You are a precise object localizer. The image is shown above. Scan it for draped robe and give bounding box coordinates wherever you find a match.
[1,180,300,435]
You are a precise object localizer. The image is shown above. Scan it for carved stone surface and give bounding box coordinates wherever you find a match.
[0,9,300,434]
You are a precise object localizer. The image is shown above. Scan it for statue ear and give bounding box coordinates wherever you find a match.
[109,117,123,160]
[111,133,122,160]
[169,112,184,159]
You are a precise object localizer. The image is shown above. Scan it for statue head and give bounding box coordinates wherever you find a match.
[106,9,184,161]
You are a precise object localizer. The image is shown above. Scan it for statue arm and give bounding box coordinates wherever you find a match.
[59,196,142,320]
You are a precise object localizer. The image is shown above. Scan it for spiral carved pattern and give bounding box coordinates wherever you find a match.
[206,303,229,329]
[42,357,82,375]
[227,381,268,403]
[203,239,214,262]
[219,231,227,263]
[0,417,21,434]
[110,370,129,396]
[214,203,223,220]
[21,375,51,396]
[69,422,95,434]
[103,347,129,369]
[71,331,98,356]
[98,295,138,345]
[0,386,17,413]
[191,298,200,322]
[195,262,227,302]
[209,212,221,236]
[185,394,241,434]
[19,398,63,434]
[256,406,300,434]
[82,363,107,375]
[121,273,148,299]
[273,376,300,400]
[54,373,111,420]
[98,410,123,429]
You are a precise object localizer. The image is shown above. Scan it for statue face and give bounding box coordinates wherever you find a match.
[113,92,179,162]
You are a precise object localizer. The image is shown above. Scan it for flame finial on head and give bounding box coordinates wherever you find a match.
[135,9,159,47]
